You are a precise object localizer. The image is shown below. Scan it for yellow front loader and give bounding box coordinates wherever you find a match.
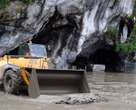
[0,43,90,98]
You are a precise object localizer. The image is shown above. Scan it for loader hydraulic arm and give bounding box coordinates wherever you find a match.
[20,69,30,86]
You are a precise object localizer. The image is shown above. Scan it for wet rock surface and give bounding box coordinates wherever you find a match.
[0,0,134,71]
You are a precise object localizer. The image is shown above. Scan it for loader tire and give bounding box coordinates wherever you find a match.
[3,70,19,94]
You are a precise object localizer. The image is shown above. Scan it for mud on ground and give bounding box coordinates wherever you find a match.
[1,72,136,110]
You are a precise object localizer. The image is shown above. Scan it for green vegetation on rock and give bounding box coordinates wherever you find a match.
[0,0,9,9]
[22,0,33,4]
[0,0,33,9]
[105,26,118,40]
[116,24,136,53]
[115,2,136,54]
[105,23,136,54]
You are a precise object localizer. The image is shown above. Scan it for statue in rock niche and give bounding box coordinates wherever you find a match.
[118,15,136,43]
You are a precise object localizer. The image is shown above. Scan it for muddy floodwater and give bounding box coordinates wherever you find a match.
[1,71,136,110]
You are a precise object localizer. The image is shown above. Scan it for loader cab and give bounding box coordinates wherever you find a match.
[28,44,47,58]
[9,43,47,58]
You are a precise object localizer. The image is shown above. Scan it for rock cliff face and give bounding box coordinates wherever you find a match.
[0,0,134,70]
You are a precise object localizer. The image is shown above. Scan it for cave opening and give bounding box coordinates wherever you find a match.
[91,48,123,72]
[6,6,127,72]
[32,7,81,59]
[73,46,124,72]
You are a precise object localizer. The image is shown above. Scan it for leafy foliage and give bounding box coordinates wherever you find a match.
[105,26,118,40]
[22,0,33,4]
[116,24,136,53]
[105,23,136,54]
[0,0,9,9]
[0,0,33,9]
[115,1,136,54]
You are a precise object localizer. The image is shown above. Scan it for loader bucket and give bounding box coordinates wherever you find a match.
[28,69,90,98]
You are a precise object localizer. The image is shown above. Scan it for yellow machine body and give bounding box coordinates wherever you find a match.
[6,56,48,69]
[0,44,90,98]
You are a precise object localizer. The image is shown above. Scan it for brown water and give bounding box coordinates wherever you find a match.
[1,71,136,109]
[88,71,136,84]
[86,71,136,104]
